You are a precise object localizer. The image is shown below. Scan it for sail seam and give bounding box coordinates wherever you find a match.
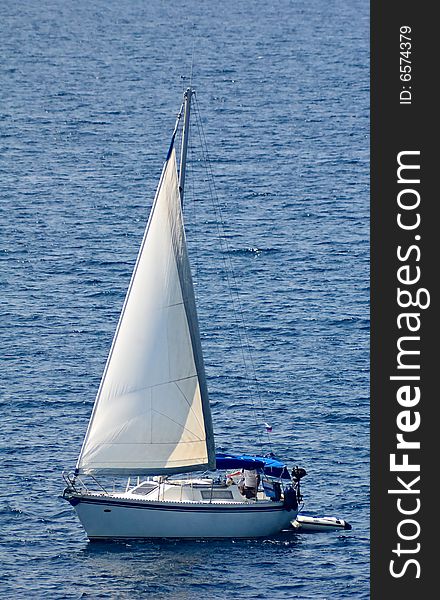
[151,409,205,441]
[174,381,205,433]
[108,375,199,397]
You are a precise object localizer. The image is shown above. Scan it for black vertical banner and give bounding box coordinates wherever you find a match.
[371,2,435,597]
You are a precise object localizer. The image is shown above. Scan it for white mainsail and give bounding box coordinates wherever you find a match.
[76,147,215,475]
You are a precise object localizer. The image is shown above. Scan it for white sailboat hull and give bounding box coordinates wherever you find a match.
[69,494,297,540]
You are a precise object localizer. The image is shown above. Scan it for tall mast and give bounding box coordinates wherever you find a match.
[178,87,193,205]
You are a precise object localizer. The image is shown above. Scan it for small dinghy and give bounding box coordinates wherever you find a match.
[291,514,352,533]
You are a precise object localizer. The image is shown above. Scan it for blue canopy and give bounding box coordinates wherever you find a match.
[215,452,291,480]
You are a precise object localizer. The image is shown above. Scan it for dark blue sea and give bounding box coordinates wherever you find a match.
[1,1,369,598]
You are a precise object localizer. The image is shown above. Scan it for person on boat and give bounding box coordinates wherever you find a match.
[238,469,260,499]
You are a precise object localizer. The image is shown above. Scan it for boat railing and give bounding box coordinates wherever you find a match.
[62,471,110,496]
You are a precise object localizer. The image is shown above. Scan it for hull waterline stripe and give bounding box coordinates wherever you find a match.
[69,496,290,513]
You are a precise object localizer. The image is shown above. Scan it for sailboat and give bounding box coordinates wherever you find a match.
[63,88,305,539]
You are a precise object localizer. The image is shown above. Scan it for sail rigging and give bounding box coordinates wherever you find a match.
[63,88,305,541]
[76,142,215,476]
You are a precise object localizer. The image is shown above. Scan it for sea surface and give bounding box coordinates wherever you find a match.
[0,1,369,598]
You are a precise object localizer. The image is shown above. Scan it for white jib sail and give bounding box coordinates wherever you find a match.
[76,148,215,475]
